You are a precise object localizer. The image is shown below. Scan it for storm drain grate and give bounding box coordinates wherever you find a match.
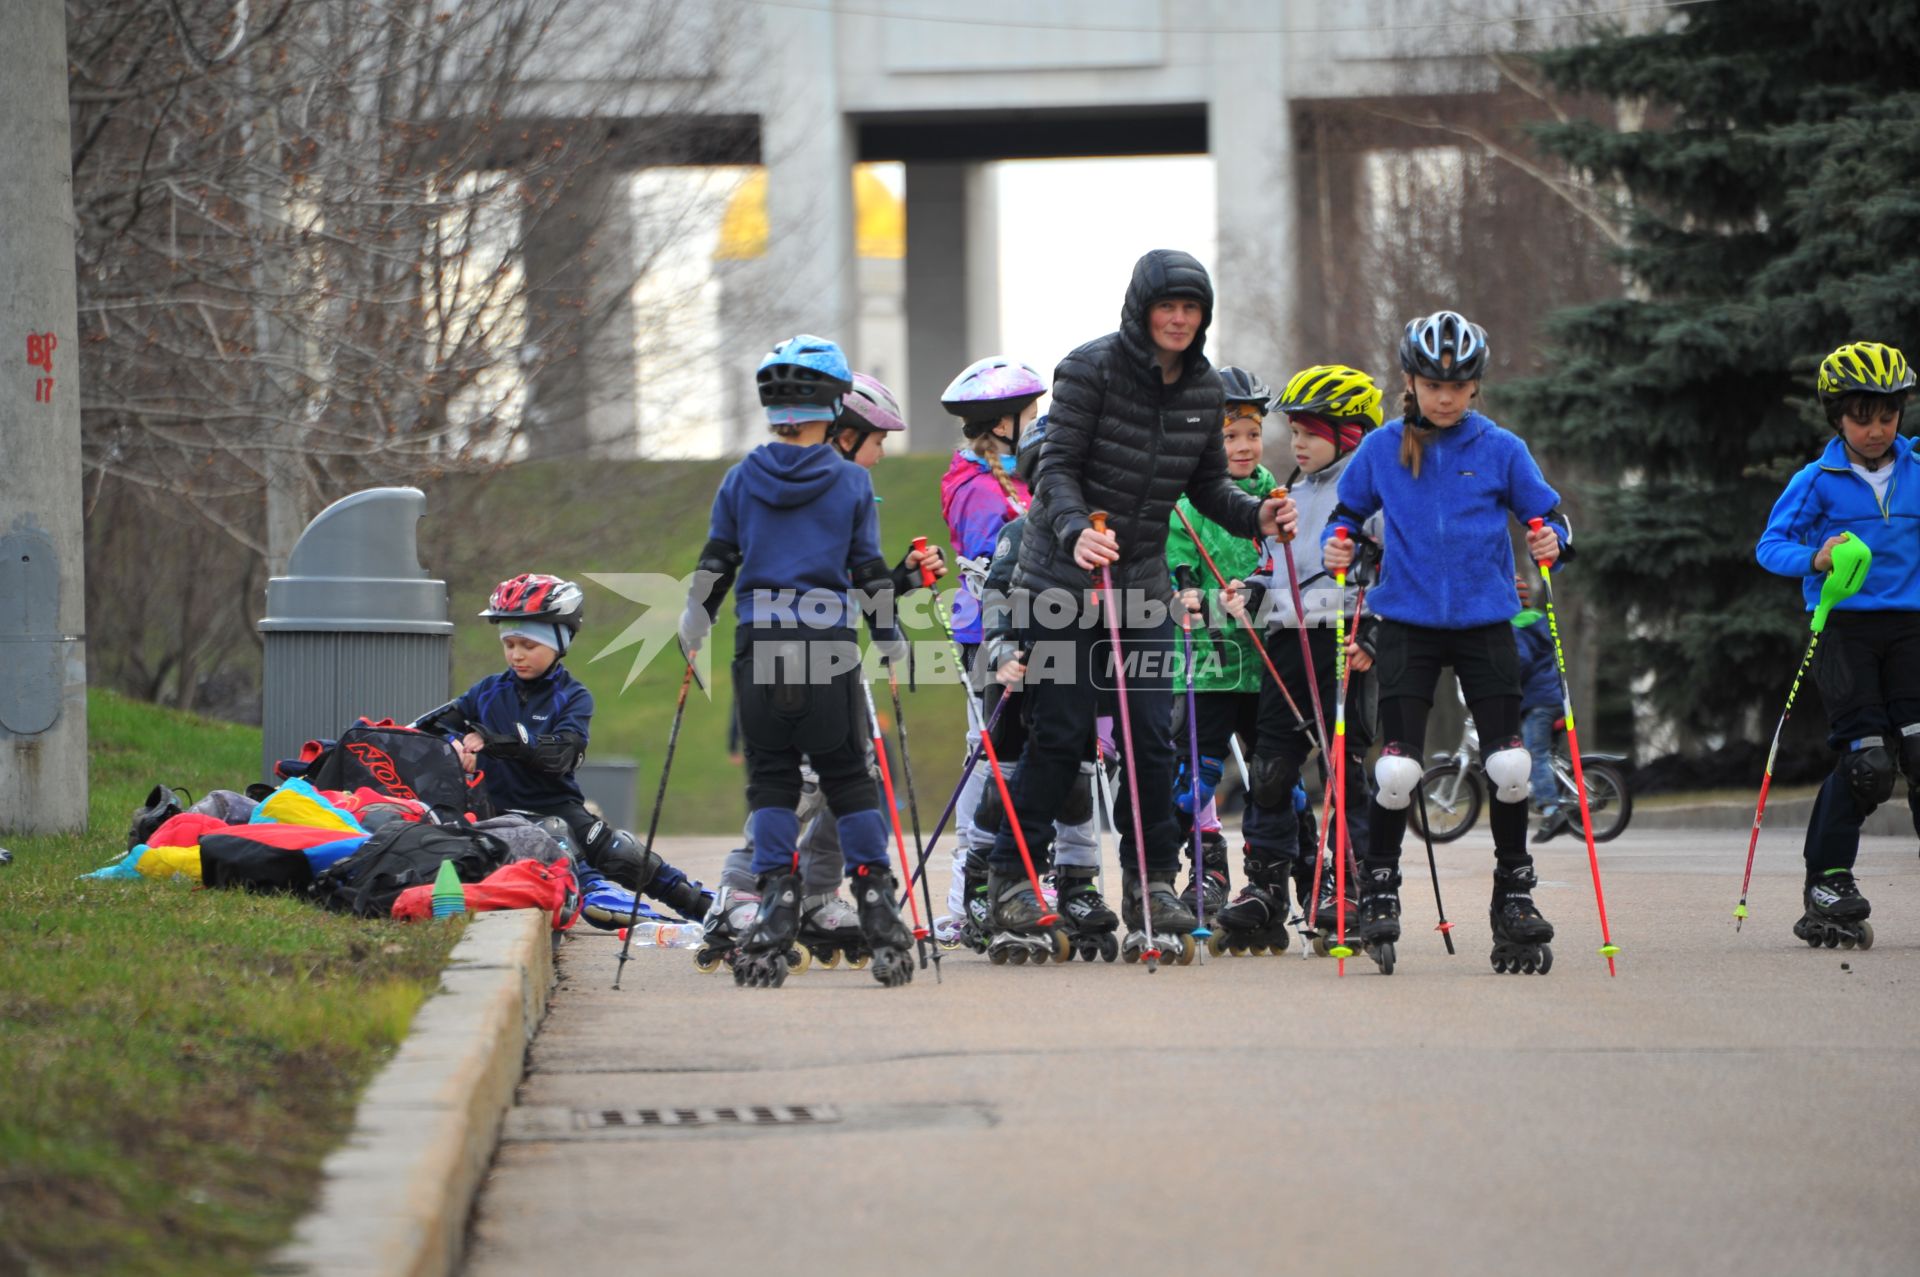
[575,1104,839,1131]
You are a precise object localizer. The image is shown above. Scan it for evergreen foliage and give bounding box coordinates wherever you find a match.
[1512,1,1920,740]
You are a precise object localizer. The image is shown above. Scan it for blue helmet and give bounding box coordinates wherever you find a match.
[1399,310,1489,382]
[757,334,853,425]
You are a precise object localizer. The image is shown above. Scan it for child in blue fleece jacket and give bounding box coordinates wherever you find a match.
[1322,310,1570,972]
[1754,340,1920,949]
[677,334,915,990]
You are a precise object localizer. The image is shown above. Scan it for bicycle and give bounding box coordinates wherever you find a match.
[1410,701,1632,844]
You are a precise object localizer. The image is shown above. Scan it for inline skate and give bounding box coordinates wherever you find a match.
[848,864,915,986]
[1120,871,1197,966]
[1355,867,1402,975]
[693,883,757,973]
[1305,856,1363,957]
[984,867,1069,965]
[1208,851,1293,957]
[1490,864,1554,974]
[1055,864,1120,961]
[733,871,810,988]
[1180,831,1232,924]
[1792,869,1874,950]
[797,891,873,969]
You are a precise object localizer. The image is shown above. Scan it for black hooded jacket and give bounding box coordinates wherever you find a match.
[1014,249,1263,600]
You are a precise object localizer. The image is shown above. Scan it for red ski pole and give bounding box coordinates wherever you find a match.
[861,678,928,945]
[1529,518,1620,976]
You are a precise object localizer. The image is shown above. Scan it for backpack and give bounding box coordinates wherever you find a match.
[300,719,493,824]
[309,821,509,919]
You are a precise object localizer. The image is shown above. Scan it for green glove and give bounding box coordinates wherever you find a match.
[1811,532,1872,634]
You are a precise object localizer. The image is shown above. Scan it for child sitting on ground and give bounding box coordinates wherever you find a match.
[425,573,710,928]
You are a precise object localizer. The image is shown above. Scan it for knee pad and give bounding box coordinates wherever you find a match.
[1373,743,1423,811]
[1899,725,1920,783]
[1249,754,1293,809]
[1059,763,1094,826]
[1484,738,1532,805]
[1174,755,1223,816]
[595,827,664,891]
[1842,741,1894,812]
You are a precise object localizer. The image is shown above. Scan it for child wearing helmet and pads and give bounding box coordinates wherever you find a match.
[1212,364,1383,951]
[1163,365,1285,923]
[1322,311,1571,975]
[428,573,711,928]
[1755,340,1920,949]
[679,334,917,989]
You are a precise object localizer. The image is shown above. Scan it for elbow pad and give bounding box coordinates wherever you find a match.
[526,732,587,775]
[692,538,742,619]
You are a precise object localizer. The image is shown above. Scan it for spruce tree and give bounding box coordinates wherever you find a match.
[1513,2,1920,751]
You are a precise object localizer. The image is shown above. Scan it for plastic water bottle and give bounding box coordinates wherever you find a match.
[616,921,705,949]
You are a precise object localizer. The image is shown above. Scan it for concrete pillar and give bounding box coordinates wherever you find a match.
[759,5,857,358]
[524,170,638,461]
[1209,19,1295,388]
[905,162,1000,451]
[0,0,88,832]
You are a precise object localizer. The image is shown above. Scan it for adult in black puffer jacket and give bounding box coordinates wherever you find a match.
[983,249,1296,961]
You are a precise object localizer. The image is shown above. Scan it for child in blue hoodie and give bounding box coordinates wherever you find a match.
[678,335,915,989]
[1323,311,1570,973]
[1755,340,1919,949]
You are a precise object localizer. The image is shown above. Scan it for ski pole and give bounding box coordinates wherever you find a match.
[1271,487,1333,756]
[893,686,1013,907]
[1090,511,1167,970]
[885,660,941,980]
[1327,528,1354,975]
[1180,609,1210,948]
[975,690,1060,929]
[1173,505,1319,746]
[1736,532,1871,928]
[614,656,698,990]
[1529,518,1620,976]
[1304,576,1368,951]
[1415,773,1455,953]
[860,676,930,950]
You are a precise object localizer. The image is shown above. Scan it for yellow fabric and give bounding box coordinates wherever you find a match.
[255,781,362,834]
[136,844,204,882]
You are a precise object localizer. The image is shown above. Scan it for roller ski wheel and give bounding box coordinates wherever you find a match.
[693,945,732,974]
[932,914,968,951]
[1795,872,1873,950]
[983,868,1058,967]
[1357,870,1403,976]
[798,892,871,972]
[733,948,788,987]
[986,930,1057,965]
[694,884,757,974]
[1489,866,1555,977]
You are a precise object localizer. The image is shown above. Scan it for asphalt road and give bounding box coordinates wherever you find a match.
[463,825,1919,1277]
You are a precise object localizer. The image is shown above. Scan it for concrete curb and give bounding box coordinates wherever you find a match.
[267,909,554,1277]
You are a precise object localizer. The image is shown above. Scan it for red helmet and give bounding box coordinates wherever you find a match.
[480,574,585,633]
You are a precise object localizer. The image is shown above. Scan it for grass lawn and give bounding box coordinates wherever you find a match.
[0,691,461,1276]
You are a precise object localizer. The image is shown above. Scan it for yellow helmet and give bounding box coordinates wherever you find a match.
[1817,341,1915,402]
[1275,364,1384,429]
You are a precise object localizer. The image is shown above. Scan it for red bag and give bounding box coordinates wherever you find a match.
[391,857,579,930]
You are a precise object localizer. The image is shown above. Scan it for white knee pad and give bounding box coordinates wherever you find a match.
[1374,750,1424,811]
[1485,745,1532,804]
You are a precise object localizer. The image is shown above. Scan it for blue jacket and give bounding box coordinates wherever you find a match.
[456,663,592,810]
[1756,435,1920,613]
[1512,611,1561,712]
[1323,412,1567,629]
[708,442,887,628]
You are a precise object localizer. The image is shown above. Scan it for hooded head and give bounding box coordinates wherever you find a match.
[1120,249,1214,369]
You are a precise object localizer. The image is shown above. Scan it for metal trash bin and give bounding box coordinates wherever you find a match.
[575,757,640,830]
[258,487,453,780]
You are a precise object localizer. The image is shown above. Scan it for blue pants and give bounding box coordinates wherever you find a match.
[1520,705,1559,811]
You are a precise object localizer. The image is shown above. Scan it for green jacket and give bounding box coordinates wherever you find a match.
[1168,465,1277,693]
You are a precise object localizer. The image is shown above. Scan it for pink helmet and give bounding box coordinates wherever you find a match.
[835,371,906,436]
[941,357,1045,437]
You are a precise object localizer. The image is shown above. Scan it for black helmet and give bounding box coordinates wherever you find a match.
[1399,310,1489,382]
[1217,366,1272,413]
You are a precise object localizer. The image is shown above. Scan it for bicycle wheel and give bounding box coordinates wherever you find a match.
[1411,763,1481,843]
[1577,761,1633,841]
